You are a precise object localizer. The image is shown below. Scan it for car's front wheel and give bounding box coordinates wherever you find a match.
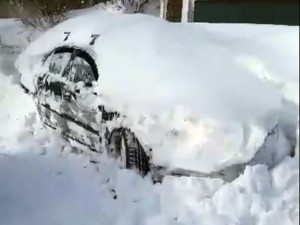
[108,128,151,177]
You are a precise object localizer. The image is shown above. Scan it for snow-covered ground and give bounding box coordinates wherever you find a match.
[0,15,299,225]
[0,78,298,225]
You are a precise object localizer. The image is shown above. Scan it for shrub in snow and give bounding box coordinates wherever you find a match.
[9,0,159,41]
[105,0,157,13]
[104,1,127,13]
[9,0,72,42]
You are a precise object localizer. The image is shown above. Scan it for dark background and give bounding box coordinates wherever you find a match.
[194,0,299,25]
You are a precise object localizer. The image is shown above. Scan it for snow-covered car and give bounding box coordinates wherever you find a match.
[17,12,296,181]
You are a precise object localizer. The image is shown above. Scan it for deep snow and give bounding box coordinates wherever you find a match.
[16,12,298,173]
[0,13,299,225]
[0,72,298,225]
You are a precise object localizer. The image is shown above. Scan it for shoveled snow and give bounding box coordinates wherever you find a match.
[0,74,36,149]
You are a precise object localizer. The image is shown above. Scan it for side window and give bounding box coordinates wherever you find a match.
[48,52,72,75]
[45,49,97,85]
[70,56,95,84]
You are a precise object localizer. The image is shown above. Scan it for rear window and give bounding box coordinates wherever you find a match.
[45,48,98,84]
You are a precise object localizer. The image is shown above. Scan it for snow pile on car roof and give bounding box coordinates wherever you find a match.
[17,12,284,121]
[193,23,299,105]
[16,12,298,172]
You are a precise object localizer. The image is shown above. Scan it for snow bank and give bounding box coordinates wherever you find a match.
[157,157,299,225]
[0,77,298,222]
[0,149,156,225]
[16,12,298,172]
[194,23,299,105]
[0,73,36,149]
[0,129,298,225]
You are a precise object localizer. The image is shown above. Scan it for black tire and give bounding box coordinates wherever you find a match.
[108,128,151,177]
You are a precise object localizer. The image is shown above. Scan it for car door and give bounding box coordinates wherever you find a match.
[37,47,102,151]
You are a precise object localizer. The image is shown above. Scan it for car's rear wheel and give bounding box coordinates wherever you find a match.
[108,128,151,177]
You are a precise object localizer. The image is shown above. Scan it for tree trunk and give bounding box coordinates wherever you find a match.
[166,0,183,22]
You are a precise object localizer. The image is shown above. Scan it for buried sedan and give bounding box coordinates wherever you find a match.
[17,12,297,182]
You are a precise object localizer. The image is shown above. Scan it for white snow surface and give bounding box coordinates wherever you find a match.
[16,13,299,172]
[0,19,26,47]
[0,19,26,76]
[0,72,299,225]
[193,23,299,105]
[17,13,284,123]
[0,14,299,225]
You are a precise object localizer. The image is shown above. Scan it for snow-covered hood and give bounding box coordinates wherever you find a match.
[16,12,295,172]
